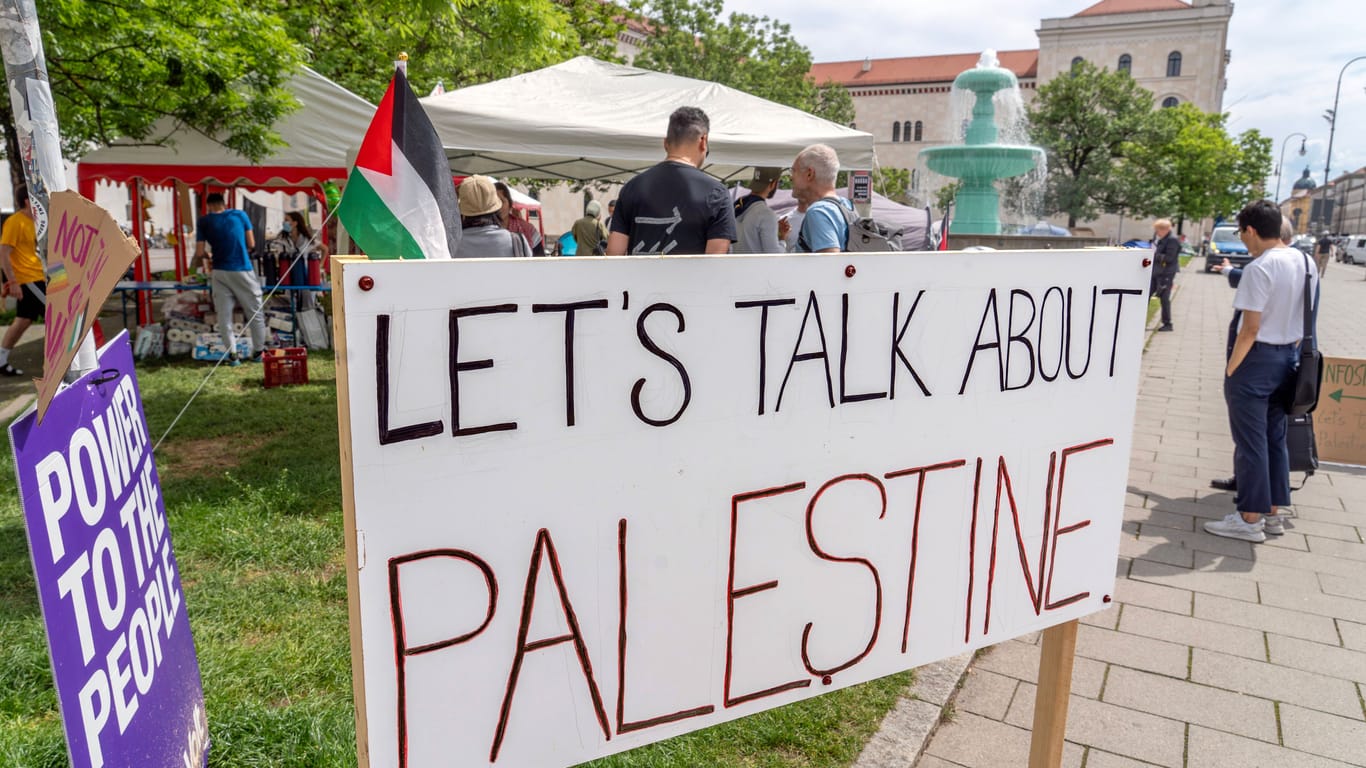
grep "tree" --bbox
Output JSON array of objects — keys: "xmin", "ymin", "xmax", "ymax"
[
  {"xmin": 4, "ymin": 0, "xmax": 305, "ymax": 191},
  {"xmin": 266, "ymin": 0, "xmax": 626, "ymax": 103},
  {"xmin": 1126, "ymin": 104, "xmax": 1273, "ymax": 229},
  {"xmin": 632, "ymin": 0, "xmax": 852, "ymax": 124},
  {"xmin": 1026, "ymin": 61, "xmax": 1161, "ymax": 228}
]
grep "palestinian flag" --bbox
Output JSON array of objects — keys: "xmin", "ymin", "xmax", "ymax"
[{"xmin": 336, "ymin": 66, "xmax": 460, "ymax": 259}]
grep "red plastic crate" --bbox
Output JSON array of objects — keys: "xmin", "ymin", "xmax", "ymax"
[{"xmin": 263, "ymin": 347, "xmax": 308, "ymax": 388}]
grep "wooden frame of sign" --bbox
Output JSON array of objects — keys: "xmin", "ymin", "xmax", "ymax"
[{"xmin": 329, "ymin": 248, "xmax": 1143, "ymax": 768}]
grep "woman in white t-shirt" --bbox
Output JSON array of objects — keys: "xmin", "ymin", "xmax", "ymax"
[{"xmin": 1205, "ymin": 200, "xmax": 1317, "ymax": 544}]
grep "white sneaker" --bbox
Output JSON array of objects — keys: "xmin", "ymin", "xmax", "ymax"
[
  {"xmin": 1204, "ymin": 512, "xmax": 1266, "ymax": 543},
  {"xmin": 1262, "ymin": 514, "xmax": 1284, "ymax": 536}
]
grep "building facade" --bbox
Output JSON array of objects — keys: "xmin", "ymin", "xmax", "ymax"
[{"xmin": 810, "ymin": 0, "xmax": 1233, "ymax": 237}]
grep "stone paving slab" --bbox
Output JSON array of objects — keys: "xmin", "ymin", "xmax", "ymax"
[{"xmin": 907, "ymin": 265, "xmax": 1366, "ymax": 767}]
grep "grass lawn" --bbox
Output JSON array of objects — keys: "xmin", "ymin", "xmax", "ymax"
[{"xmin": 0, "ymin": 352, "xmax": 913, "ymax": 767}]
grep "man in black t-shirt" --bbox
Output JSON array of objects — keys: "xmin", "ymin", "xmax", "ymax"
[{"xmin": 607, "ymin": 106, "xmax": 736, "ymax": 256}]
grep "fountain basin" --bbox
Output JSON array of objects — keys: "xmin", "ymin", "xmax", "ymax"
[
  {"xmin": 953, "ymin": 66, "xmax": 1018, "ymax": 94},
  {"xmin": 920, "ymin": 144, "xmax": 1043, "ymax": 181}
]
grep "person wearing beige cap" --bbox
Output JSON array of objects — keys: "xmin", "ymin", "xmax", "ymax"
[
  {"xmin": 733, "ymin": 167, "xmax": 784, "ymax": 254},
  {"xmin": 458, "ymin": 175, "xmax": 531, "ymax": 258}
]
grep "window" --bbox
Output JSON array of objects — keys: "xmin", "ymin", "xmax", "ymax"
[
  {"xmin": 1117, "ymin": 54, "xmax": 1131, "ymax": 74},
  {"xmin": 1161, "ymin": 96, "xmax": 1179, "ymax": 109},
  {"xmin": 903, "ymin": 121, "xmax": 912, "ymax": 142},
  {"xmin": 892, "ymin": 122, "xmax": 901, "ymax": 142},
  {"xmin": 1071, "ymin": 56, "xmax": 1084, "ymax": 69},
  {"xmin": 914, "ymin": 121, "xmax": 923, "ymax": 142},
  {"xmin": 1167, "ymin": 51, "xmax": 1182, "ymax": 77}
]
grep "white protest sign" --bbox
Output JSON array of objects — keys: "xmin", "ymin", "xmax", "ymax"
[{"xmin": 333, "ymin": 249, "xmax": 1149, "ymax": 768}]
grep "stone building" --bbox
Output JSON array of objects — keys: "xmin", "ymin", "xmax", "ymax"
[
  {"xmin": 809, "ymin": 0, "xmax": 1234, "ymax": 237},
  {"xmin": 1279, "ymin": 168, "xmax": 1317, "ymax": 236}
]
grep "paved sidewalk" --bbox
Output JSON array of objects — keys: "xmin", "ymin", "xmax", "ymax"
[{"xmin": 910, "ymin": 261, "xmax": 1366, "ymax": 767}]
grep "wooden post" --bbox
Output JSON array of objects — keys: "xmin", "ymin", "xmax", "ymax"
[{"xmin": 1027, "ymin": 619, "xmax": 1079, "ymax": 768}]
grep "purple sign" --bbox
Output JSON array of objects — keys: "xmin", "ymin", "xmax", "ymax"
[{"xmin": 8, "ymin": 332, "xmax": 207, "ymax": 768}]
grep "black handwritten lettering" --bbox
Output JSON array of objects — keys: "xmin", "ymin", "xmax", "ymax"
[
  {"xmin": 377, "ymin": 314, "xmax": 443, "ymax": 445},
  {"xmin": 1004, "ymin": 290, "xmax": 1036, "ymax": 391},
  {"xmin": 1102, "ymin": 289, "xmax": 1143, "ymax": 377},
  {"xmin": 533, "ymin": 300, "xmax": 610, "ymax": 427},
  {"xmin": 839, "ymin": 295, "xmax": 888, "ymax": 404},
  {"xmin": 631, "ymin": 303, "xmax": 692, "ymax": 427},
  {"xmin": 450, "ymin": 305, "xmax": 520, "ymax": 437},
  {"xmin": 959, "ymin": 290, "xmax": 1003, "ymax": 394},
  {"xmin": 776, "ymin": 291, "xmax": 834, "ymax": 411},
  {"xmin": 735, "ymin": 298, "xmax": 797, "ymax": 415},
  {"xmin": 890, "ymin": 290, "xmax": 931, "ymax": 398}
]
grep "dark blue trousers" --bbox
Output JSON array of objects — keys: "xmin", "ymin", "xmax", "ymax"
[{"xmin": 1224, "ymin": 342, "xmax": 1297, "ymax": 514}]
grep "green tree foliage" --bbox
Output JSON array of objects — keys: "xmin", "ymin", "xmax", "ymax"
[
  {"xmin": 1122, "ymin": 104, "xmax": 1274, "ymax": 229},
  {"xmin": 268, "ymin": 0, "xmax": 626, "ymax": 102},
  {"xmin": 632, "ymin": 0, "xmax": 853, "ymax": 125},
  {"xmin": 874, "ymin": 167, "xmax": 911, "ymax": 202},
  {"xmin": 1026, "ymin": 61, "xmax": 1160, "ymax": 227},
  {"xmin": 5, "ymin": 0, "xmax": 305, "ymax": 188}
]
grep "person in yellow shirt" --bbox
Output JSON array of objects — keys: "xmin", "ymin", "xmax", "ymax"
[{"xmin": 0, "ymin": 187, "xmax": 43, "ymax": 376}]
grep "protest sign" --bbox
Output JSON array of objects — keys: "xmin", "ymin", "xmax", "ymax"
[
  {"xmin": 1317, "ymin": 356, "xmax": 1366, "ymax": 466},
  {"xmin": 8, "ymin": 331, "xmax": 207, "ymax": 768},
  {"xmin": 36, "ymin": 191, "xmax": 141, "ymax": 422},
  {"xmin": 331, "ymin": 248, "xmax": 1149, "ymax": 768}
]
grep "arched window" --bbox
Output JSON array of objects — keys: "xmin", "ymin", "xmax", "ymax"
[
  {"xmin": 914, "ymin": 121, "xmax": 923, "ymax": 142},
  {"xmin": 1071, "ymin": 56, "xmax": 1084, "ymax": 70},
  {"xmin": 903, "ymin": 121, "xmax": 912, "ymax": 142},
  {"xmin": 892, "ymin": 121, "xmax": 901, "ymax": 142},
  {"xmin": 1117, "ymin": 54, "xmax": 1131, "ymax": 74},
  {"xmin": 1161, "ymin": 96, "xmax": 1179, "ymax": 109},
  {"xmin": 1167, "ymin": 51, "xmax": 1182, "ymax": 77}
]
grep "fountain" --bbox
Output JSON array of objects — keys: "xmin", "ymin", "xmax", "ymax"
[{"xmin": 919, "ymin": 50, "xmax": 1045, "ymax": 236}]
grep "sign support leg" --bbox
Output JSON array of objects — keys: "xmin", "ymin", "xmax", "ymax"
[{"xmin": 1027, "ymin": 619, "xmax": 1078, "ymax": 768}]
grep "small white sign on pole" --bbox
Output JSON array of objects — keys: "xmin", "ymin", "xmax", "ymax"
[
  {"xmin": 333, "ymin": 249, "xmax": 1149, "ymax": 768},
  {"xmin": 849, "ymin": 170, "xmax": 872, "ymax": 204}
]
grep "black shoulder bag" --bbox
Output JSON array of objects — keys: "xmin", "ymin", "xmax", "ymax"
[{"xmin": 1285, "ymin": 252, "xmax": 1322, "ymax": 416}]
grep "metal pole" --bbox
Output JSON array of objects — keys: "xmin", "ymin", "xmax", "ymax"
[
  {"xmin": 1324, "ymin": 55, "xmax": 1366, "ymax": 187},
  {"xmin": 0, "ymin": 0, "xmax": 98, "ymax": 379},
  {"xmin": 1274, "ymin": 132, "xmax": 1307, "ymax": 204}
]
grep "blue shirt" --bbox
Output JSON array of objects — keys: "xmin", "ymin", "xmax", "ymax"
[
  {"xmin": 197, "ymin": 209, "xmax": 253, "ymax": 271},
  {"xmin": 798, "ymin": 197, "xmax": 852, "ymax": 252}
]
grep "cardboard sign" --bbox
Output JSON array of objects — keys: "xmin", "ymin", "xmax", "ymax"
[
  {"xmin": 332, "ymin": 249, "xmax": 1149, "ymax": 768},
  {"xmin": 849, "ymin": 170, "xmax": 872, "ymax": 204},
  {"xmin": 1317, "ymin": 356, "xmax": 1366, "ymax": 466},
  {"xmin": 8, "ymin": 332, "xmax": 207, "ymax": 768},
  {"xmin": 38, "ymin": 191, "xmax": 141, "ymax": 422}
]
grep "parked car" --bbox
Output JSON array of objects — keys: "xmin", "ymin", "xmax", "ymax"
[
  {"xmin": 1340, "ymin": 235, "xmax": 1366, "ymax": 265},
  {"xmin": 1203, "ymin": 225, "xmax": 1249, "ymax": 272}
]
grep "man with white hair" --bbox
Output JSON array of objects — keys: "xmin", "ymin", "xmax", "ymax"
[{"xmin": 790, "ymin": 143, "xmax": 852, "ymax": 253}]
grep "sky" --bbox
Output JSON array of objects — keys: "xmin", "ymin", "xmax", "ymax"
[{"xmin": 722, "ymin": 0, "xmax": 1366, "ymax": 199}]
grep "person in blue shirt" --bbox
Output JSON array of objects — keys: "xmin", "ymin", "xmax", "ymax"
[
  {"xmin": 791, "ymin": 143, "xmax": 852, "ymax": 253},
  {"xmin": 195, "ymin": 193, "xmax": 268, "ymax": 365}
]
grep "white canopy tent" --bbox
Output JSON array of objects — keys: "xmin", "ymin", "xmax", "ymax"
[{"xmin": 419, "ymin": 57, "xmax": 876, "ymax": 182}]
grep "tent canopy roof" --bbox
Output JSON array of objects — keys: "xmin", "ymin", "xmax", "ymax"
[
  {"xmin": 421, "ymin": 57, "xmax": 876, "ymax": 182},
  {"xmin": 77, "ymin": 67, "xmax": 375, "ymax": 191}
]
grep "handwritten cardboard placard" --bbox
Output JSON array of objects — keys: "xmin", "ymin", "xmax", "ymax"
[
  {"xmin": 8, "ymin": 332, "xmax": 207, "ymax": 768},
  {"xmin": 333, "ymin": 249, "xmax": 1150, "ymax": 768},
  {"xmin": 1316, "ymin": 356, "xmax": 1366, "ymax": 466},
  {"xmin": 37, "ymin": 191, "xmax": 140, "ymax": 422}
]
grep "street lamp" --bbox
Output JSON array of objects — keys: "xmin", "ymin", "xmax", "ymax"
[
  {"xmin": 1323, "ymin": 55, "xmax": 1366, "ymax": 186},
  {"xmin": 1273, "ymin": 132, "xmax": 1307, "ymax": 203}
]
